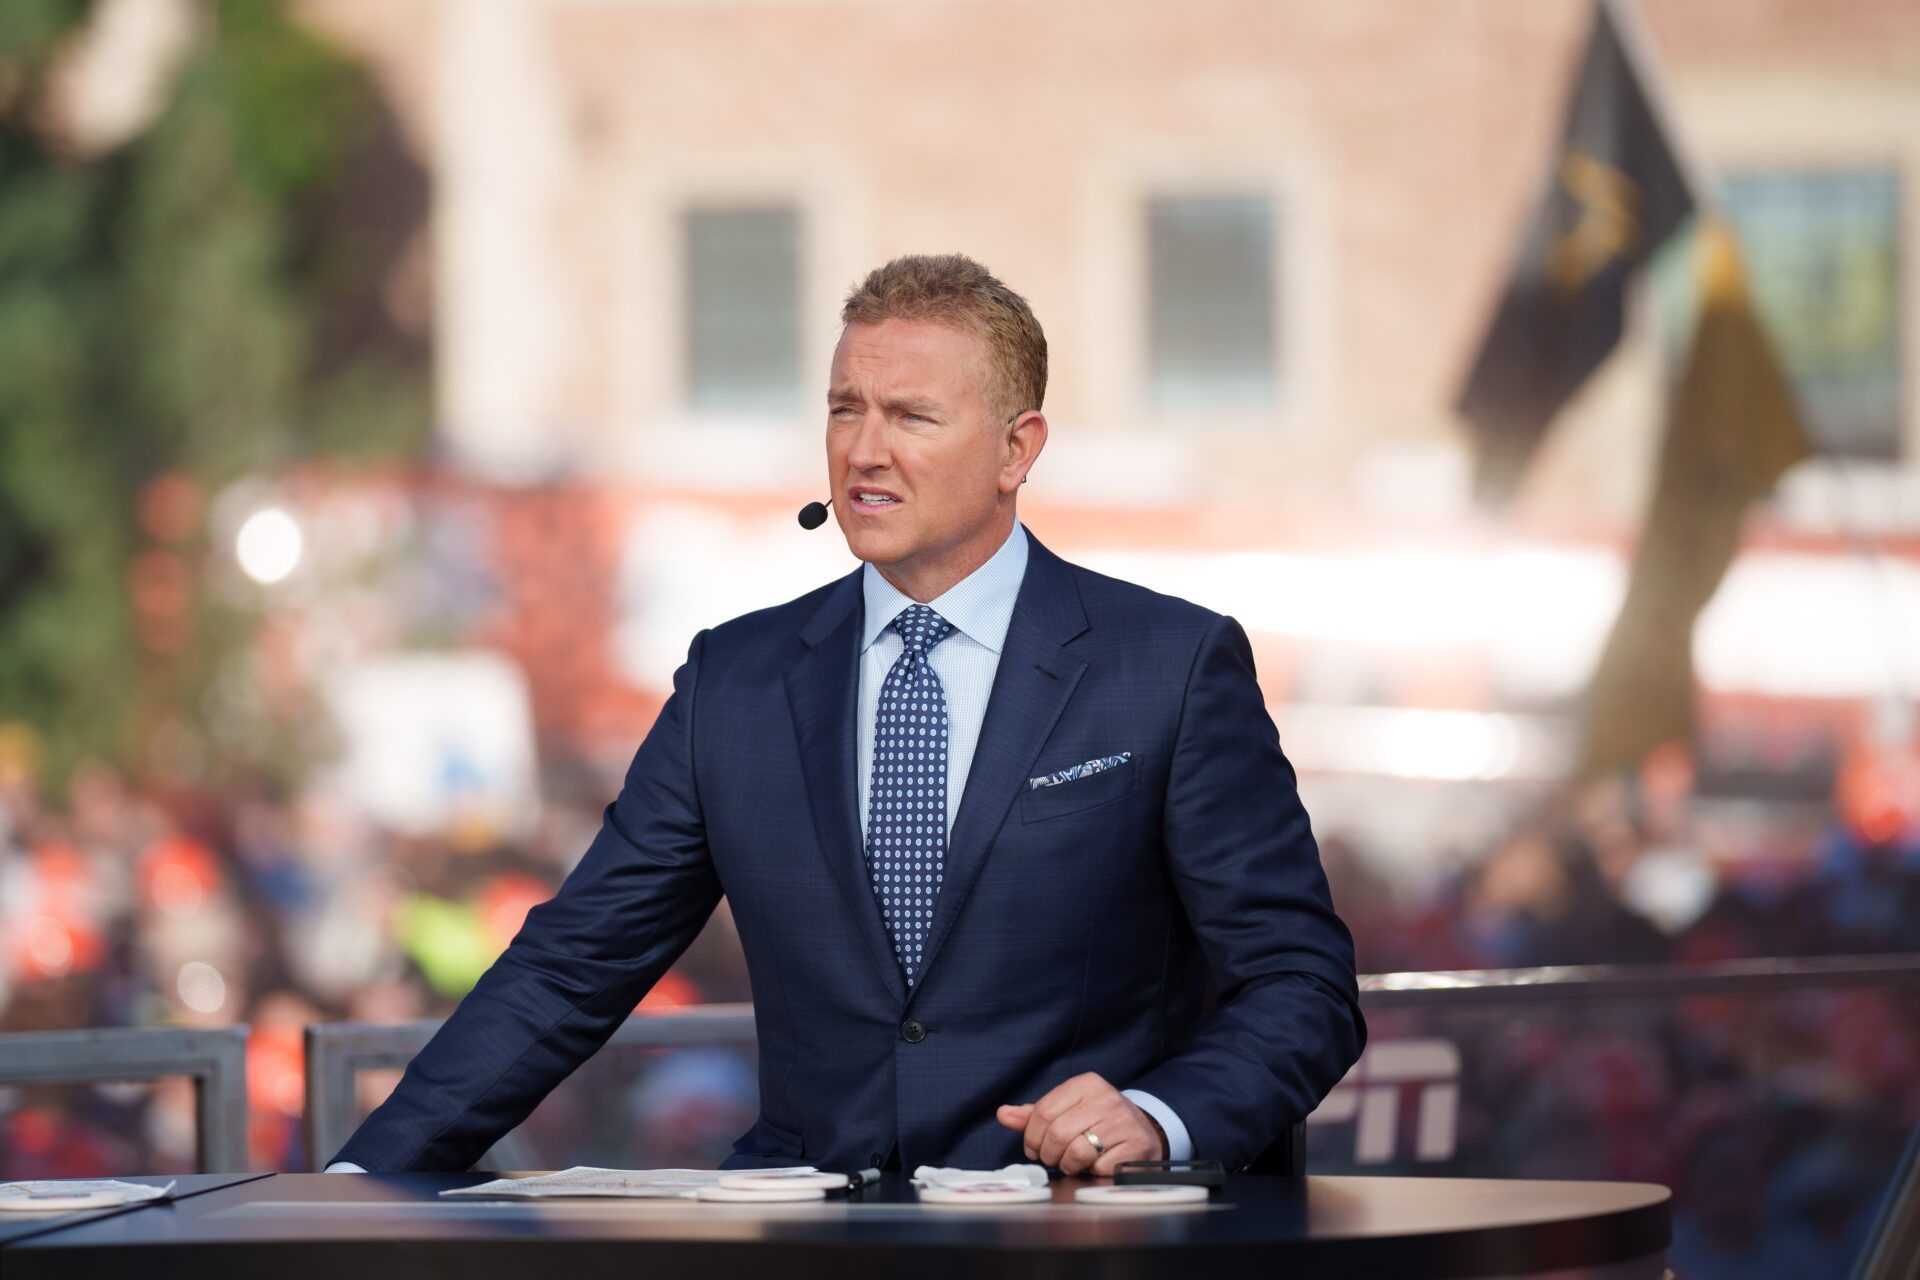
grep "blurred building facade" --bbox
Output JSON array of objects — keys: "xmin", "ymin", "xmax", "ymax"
[
  {"xmin": 284, "ymin": 0, "xmax": 1920, "ymax": 864},
  {"xmin": 303, "ymin": 0, "xmax": 1919, "ymax": 509}
]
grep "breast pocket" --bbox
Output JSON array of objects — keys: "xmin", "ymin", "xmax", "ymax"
[{"xmin": 1018, "ymin": 757, "xmax": 1140, "ymax": 824}]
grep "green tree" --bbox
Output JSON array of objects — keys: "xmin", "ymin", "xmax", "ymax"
[{"xmin": 0, "ymin": 0, "xmax": 428, "ymax": 790}]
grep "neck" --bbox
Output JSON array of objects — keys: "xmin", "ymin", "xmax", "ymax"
[{"xmin": 875, "ymin": 513, "xmax": 1016, "ymax": 603}]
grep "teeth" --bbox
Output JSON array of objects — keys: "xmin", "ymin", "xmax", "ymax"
[{"xmin": 859, "ymin": 494, "xmax": 898, "ymax": 504}]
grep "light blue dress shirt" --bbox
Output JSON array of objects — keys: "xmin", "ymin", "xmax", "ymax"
[
  {"xmin": 330, "ymin": 519, "xmax": 1190, "ymax": 1173},
  {"xmin": 856, "ymin": 520, "xmax": 1192, "ymax": 1163}
]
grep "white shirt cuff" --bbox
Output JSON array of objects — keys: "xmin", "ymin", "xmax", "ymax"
[
  {"xmin": 1121, "ymin": 1088, "xmax": 1193, "ymax": 1161},
  {"xmin": 324, "ymin": 1161, "xmax": 367, "ymax": 1173}
]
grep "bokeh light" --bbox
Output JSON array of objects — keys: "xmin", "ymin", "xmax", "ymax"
[
  {"xmin": 175, "ymin": 961, "xmax": 227, "ymax": 1015},
  {"xmin": 235, "ymin": 507, "xmax": 304, "ymax": 584}
]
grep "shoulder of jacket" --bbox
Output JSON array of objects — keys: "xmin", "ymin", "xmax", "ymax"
[
  {"xmin": 1054, "ymin": 554, "xmax": 1223, "ymax": 637},
  {"xmin": 698, "ymin": 573, "xmax": 853, "ymax": 656}
]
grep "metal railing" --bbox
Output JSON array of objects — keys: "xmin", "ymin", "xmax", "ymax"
[
  {"xmin": 0, "ymin": 1026, "xmax": 250, "ymax": 1172},
  {"xmin": 1356, "ymin": 952, "xmax": 1920, "ymax": 1006},
  {"xmin": 304, "ymin": 1003, "xmax": 1310, "ymax": 1174},
  {"xmin": 304, "ymin": 955, "xmax": 1920, "ymax": 1178},
  {"xmin": 304, "ymin": 1003, "xmax": 757, "ymax": 1169}
]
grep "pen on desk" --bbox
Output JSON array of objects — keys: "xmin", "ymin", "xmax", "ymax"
[{"xmin": 849, "ymin": 1168, "xmax": 881, "ymax": 1194}]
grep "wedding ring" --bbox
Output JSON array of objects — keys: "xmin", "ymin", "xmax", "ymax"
[{"xmin": 1082, "ymin": 1130, "xmax": 1105, "ymax": 1155}]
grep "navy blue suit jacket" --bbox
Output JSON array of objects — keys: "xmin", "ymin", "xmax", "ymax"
[{"xmin": 335, "ymin": 532, "xmax": 1364, "ymax": 1172}]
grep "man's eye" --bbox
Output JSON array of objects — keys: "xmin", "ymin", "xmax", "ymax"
[{"xmin": 830, "ymin": 406, "xmax": 858, "ymax": 417}]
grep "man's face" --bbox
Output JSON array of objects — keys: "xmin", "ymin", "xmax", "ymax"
[{"xmin": 826, "ymin": 317, "xmax": 1028, "ymax": 596}]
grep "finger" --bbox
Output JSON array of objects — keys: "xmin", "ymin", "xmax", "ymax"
[
  {"xmin": 1041, "ymin": 1100, "xmax": 1105, "ymax": 1171},
  {"xmin": 1058, "ymin": 1130, "xmax": 1104, "ymax": 1176},
  {"xmin": 1090, "ymin": 1133, "xmax": 1153, "ymax": 1178},
  {"xmin": 996, "ymin": 1104, "xmax": 1033, "ymax": 1133},
  {"xmin": 1028, "ymin": 1076, "xmax": 1119, "ymax": 1165},
  {"xmin": 1065, "ymin": 1115, "xmax": 1146, "ymax": 1176},
  {"xmin": 1021, "ymin": 1076, "xmax": 1103, "ymax": 1161}
]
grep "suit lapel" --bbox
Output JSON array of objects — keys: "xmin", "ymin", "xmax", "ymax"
[
  {"xmin": 909, "ymin": 536, "xmax": 1089, "ymax": 1003},
  {"xmin": 784, "ymin": 571, "xmax": 908, "ymax": 1004}
]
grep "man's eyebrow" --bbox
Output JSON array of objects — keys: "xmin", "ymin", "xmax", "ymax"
[
  {"xmin": 887, "ymin": 396, "xmax": 944, "ymax": 415},
  {"xmin": 825, "ymin": 388, "xmax": 945, "ymax": 416}
]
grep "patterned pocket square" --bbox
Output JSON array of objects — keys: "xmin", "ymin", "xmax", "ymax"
[{"xmin": 1027, "ymin": 752, "xmax": 1132, "ymax": 790}]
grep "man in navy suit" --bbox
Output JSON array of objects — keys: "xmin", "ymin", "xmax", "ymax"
[{"xmin": 331, "ymin": 254, "xmax": 1363, "ymax": 1176}]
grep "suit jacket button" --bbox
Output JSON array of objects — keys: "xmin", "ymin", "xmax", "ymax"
[{"xmin": 900, "ymin": 1019, "xmax": 927, "ymax": 1044}]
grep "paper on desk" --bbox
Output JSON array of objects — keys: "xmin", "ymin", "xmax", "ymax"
[
  {"xmin": 440, "ymin": 1167, "xmax": 817, "ymax": 1199},
  {"xmin": 0, "ymin": 1179, "xmax": 176, "ymax": 1212}
]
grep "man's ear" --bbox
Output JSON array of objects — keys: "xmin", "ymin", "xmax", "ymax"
[{"xmin": 1003, "ymin": 410, "xmax": 1048, "ymax": 493}]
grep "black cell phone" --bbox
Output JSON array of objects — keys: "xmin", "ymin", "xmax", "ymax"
[{"xmin": 1112, "ymin": 1159, "xmax": 1226, "ymax": 1189}]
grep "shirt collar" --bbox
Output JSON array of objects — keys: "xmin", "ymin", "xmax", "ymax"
[{"xmin": 860, "ymin": 521, "xmax": 1030, "ymax": 656}]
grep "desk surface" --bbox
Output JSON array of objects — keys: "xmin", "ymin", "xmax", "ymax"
[
  {"xmin": 0, "ymin": 1173, "xmax": 268, "ymax": 1252},
  {"xmin": 3, "ymin": 1171, "xmax": 1670, "ymax": 1280}
]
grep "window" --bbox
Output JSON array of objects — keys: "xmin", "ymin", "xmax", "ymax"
[
  {"xmin": 684, "ymin": 206, "xmax": 802, "ymax": 412},
  {"xmin": 1658, "ymin": 170, "xmax": 1902, "ymax": 460},
  {"xmin": 1724, "ymin": 170, "xmax": 1902, "ymax": 460},
  {"xmin": 1146, "ymin": 194, "xmax": 1279, "ymax": 411}
]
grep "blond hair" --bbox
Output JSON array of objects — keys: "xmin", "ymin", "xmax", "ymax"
[{"xmin": 840, "ymin": 254, "xmax": 1046, "ymax": 420}]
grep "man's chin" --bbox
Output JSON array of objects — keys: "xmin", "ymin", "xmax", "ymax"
[{"xmin": 839, "ymin": 527, "xmax": 910, "ymax": 567}]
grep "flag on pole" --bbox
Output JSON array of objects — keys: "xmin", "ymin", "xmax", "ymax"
[
  {"xmin": 1577, "ymin": 218, "xmax": 1812, "ymax": 777},
  {"xmin": 1456, "ymin": 0, "xmax": 1696, "ymax": 506}
]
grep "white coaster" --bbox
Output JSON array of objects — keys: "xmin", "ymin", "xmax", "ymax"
[
  {"xmin": 918, "ymin": 1182, "xmax": 1052, "ymax": 1206},
  {"xmin": 1075, "ymin": 1183, "xmax": 1208, "ymax": 1207},
  {"xmin": 694, "ymin": 1185, "xmax": 827, "ymax": 1203},
  {"xmin": 717, "ymin": 1171, "xmax": 849, "ymax": 1191}
]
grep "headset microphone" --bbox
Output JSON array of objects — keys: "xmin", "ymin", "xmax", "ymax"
[{"xmin": 797, "ymin": 498, "xmax": 832, "ymax": 530}]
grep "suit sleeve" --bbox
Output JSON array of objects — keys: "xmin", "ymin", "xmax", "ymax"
[
  {"xmin": 333, "ymin": 630, "xmax": 724, "ymax": 1172},
  {"xmin": 1125, "ymin": 613, "xmax": 1366, "ymax": 1166}
]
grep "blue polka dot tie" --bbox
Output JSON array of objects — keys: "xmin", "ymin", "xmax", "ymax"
[{"xmin": 866, "ymin": 603, "xmax": 955, "ymax": 987}]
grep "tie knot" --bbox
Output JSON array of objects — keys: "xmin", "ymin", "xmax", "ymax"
[{"xmin": 890, "ymin": 603, "xmax": 954, "ymax": 656}]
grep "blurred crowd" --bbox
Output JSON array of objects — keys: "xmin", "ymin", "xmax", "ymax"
[
  {"xmin": 2, "ymin": 720, "xmax": 1917, "ymax": 1184},
  {"xmin": 0, "ymin": 734, "xmax": 747, "ymax": 1174},
  {"xmin": 1307, "ymin": 738, "xmax": 1920, "ymax": 1277},
  {"xmin": 1326, "ymin": 741, "xmax": 1920, "ymax": 976}
]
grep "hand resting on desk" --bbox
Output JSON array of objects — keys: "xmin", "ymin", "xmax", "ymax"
[{"xmin": 997, "ymin": 1072, "xmax": 1168, "ymax": 1175}]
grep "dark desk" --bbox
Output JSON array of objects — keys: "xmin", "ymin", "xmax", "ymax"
[
  {"xmin": 3, "ymin": 1171, "xmax": 1670, "ymax": 1279},
  {"xmin": 0, "ymin": 1173, "xmax": 269, "ymax": 1260}
]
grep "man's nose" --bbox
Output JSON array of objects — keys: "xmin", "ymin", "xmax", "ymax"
[{"xmin": 844, "ymin": 411, "xmax": 891, "ymax": 470}]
